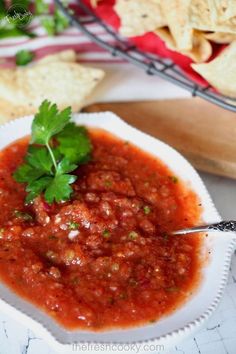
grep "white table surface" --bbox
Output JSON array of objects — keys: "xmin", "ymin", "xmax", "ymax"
[{"xmin": 0, "ymin": 64, "xmax": 236, "ymax": 354}]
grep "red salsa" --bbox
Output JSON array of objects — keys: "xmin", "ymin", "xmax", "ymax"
[{"xmin": 0, "ymin": 129, "xmax": 202, "ymax": 330}]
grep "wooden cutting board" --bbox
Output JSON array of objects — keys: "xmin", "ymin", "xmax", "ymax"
[{"xmin": 83, "ymin": 98, "xmax": 236, "ymax": 179}]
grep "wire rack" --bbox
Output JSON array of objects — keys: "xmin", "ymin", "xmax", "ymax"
[{"xmin": 55, "ymin": 0, "xmax": 236, "ymax": 112}]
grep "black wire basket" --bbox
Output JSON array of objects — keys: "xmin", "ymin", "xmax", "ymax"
[{"xmin": 55, "ymin": 0, "xmax": 236, "ymax": 112}]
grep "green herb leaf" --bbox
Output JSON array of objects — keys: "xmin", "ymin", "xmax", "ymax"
[
  {"xmin": 143, "ymin": 205, "xmax": 151, "ymax": 215},
  {"xmin": 13, "ymin": 100, "xmax": 91, "ymax": 204},
  {"xmin": 26, "ymin": 176, "xmax": 54, "ymax": 202},
  {"xmin": 26, "ymin": 146, "xmax": 53, "ymax": 173},
  {"xmin": 16, "ymin": 49, "xmax": 34, "ymax": 66},
  {"xmin": 54, "ymin": 8, "xmax": 70, "ymax": 33},
  {"xmin": 31, "ymin": 100, "xmax": 71, "ymax": 145},
  {"xmin": 13, "ymin": 163, "xmax": 45, "ymax": 183},
  {"xmin": 48, "ymin": 235, "xmax": 58, "ymax": 240},
  {"xmin": 35, "ymin": 0, "xmax": 49, "ymax": 15},
  {"xmin": 104, "ymin": 180, "xmax": 112, "ymax": 187},
  {"xmin": 169, "ymin": 175, "xmax": 178, "ymax": 184},
  {"xmin": 0, "ymin": 27, "xmax": 35, "ymax": 39},
  {"xmin": 162, "ymin": 232, "xmax": 169, "ymax": 241},
  {"xmin": 13, "ymin": 209, "xmax": 33, "ymax": 221},
  {"xmin": 149, "ymin": 319, "xmax": 156, "ymax": 324},
  {"xmin": 11, "ymin": 0, "xmax": 31, "ymax": 8},
  {"xmin": 128, "ymin": 231, "xmax": 138, "ymax": 240},
  {"xmin": 103, "ymin": 229, "xmax": 111, "ymax": 238},
  {"xmin": 0, "ymin": 1, "xmax": 6, "ymax": 14},
  {"xmin": 40, "ymin": 15, "xmax": 56, "ymax": 35},
  {"xmin": 44, "ymin": 174, "xmax": 76, "ymax": 204},
  {"xmin": 56, "ymin": 123, "xmax": 92, "ymax": 164},
  {"xmin": 40, "ymin": 9, "xmax": 69, "ymax": 36},
  {"xmin": 68, "ymin": 221, "xmax": 79, "ymax": 230},
  {"xmin": 57, "ymin": 158, "xmax": 77, "ymax": 175},
  {"xmin": 165, "ymin": 286, "xmax": 180, "ymax": 293}
]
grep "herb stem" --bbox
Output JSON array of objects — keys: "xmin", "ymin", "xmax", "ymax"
[{"xmin": 46, "ymin": 142, "xmax": 58, "ymax": 173}]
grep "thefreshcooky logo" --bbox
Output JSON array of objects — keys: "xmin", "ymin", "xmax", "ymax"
[
  {"xmin": 0, "ymin": 3, "xmax": 33, "ymax": 29},
  {"xmin": 71, "ymin": 342, "xmax": 165, "ymax": 353}
]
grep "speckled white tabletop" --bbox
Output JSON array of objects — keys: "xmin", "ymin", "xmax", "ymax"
[{"xmin": 1, "ymin": 68, "xmax": 236, "ymax": 354}]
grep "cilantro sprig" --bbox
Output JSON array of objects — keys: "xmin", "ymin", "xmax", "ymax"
[
  {"xmin": 40, "ymin": 9, "xmax": 70, "ymax": 36},
  {"xmin": 16, "ymin": 49, "xmax": 34, "ymax": 66},
  {"xmin": 13, "ymin": 100, "xmax": 92, "ymax": 204},
  {"xmin": 35, "ymin": 0, "xmax": 70, "ymax": 36}
]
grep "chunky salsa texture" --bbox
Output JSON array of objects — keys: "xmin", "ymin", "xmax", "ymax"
[{"xmin": 0, "ymin": 129, "xmax": 202, "ymax": 330}]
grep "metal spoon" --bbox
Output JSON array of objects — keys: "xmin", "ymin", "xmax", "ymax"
[{"xmin": 172, "ymin": 221, "xmax": 236, "ymax": 236}]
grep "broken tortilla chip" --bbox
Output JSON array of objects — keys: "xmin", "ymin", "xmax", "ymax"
[
  {"xmin": 160, "ymin": 0, "xmax": 193, "ymax": 51},
  {"xmin": 155, "ymin": 28, "xmax": 212, "ymax": 63},
  {"xmin": 190, "ymin": 0, "xmax": 236, "ymax": 33},
  {"xmin": 0, "ymin": 100, "xmax": 35, "ymax": 125},
  {"xmin": 204, "ymin": 31, "xmax": 236, "ymax": 43},
  {"xmin": 222, "ymin": 1, "xmax": 236, "ymax": 21},
  {"xmin": 155, "ymin": 28, "xmax": 176, "ymax": 49},
  {"xmin": 208, "ymin": 0, "xmax": 236, "ymax": 22},
  {"xmin": 189, "ymin": 0, "xmax": 213, "ymax": 31},
  {"xmin": 0, "ymin": 59, "xmax": 104, "ymax": 123},
  {"xmin": 115, "ymin": 0, "xmax": 166, "ymax": 37},
  {"xmin": 192, "ymin": 41, "xmax": 236, "ymax": 97},
  {"xmin": 208, "ymin": 0, "xmax": 236, "ymax": 33}
]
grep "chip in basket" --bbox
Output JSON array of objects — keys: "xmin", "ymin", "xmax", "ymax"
[
  {"xmin": 90, "ymin": 0, "xmax": 236, "ymax": 97},
  {"xmin": 192, "ymin": 41, "xmax": 236, "ymax": 97},
  {"xmin": 156, "ymin": 28, "xmax": 212, "ymax": 63},
  {"xmin": 160, "ymin": 0, "xmax": 193, "ymax": 51},
  {"xmin": 114, "ymin": 0, "xmax": 166, "ymax": 37},
  {"xmin": 204, "ymin": 32, "xmax": 236, "ymax": 43}
]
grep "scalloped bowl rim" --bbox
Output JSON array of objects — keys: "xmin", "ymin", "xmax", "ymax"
[{"xmin": 0, "ymin": 112, "xmax": 235, "ymax": 353}]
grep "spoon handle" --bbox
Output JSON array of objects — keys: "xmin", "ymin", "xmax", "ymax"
[{"xmin": 172, "ymin": 221, "xmax": 236, "ymax": 235}]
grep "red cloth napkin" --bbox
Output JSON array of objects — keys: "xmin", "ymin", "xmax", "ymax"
[{"xmin": 84, "ymin": 0, "xmax": 225, "ymax": 87}]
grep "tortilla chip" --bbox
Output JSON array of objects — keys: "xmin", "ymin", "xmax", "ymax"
[
  {"xmin": 160, "ymin": 0, "xmax": 193, "ymax": 51},
  {"xmin": 155, "ymin": 28, "xmax": 212, "ymax": 63},
  {"xmin": 115, "ymin": 0, "xmax": 166, "ymax": 37},
  {"xmin": 184, "ymin": 31, "xmax": 212, "ymax": 62},
  {"xmin": 0, "ymin": 99, "xmax": 36, "ymax": 125},
  {"xmin": 37, "ymin": 50, "xmax": 77, "ymax": 64},
  {"xmin": 222, "ymin": 2, "xmax": 236, "ymax": 21},
  {"xmin": 205, "ymin": 31, "xmax": 236, "ymax": 43},
  {"xmin": 208, "ymin": 0, "xmax": 236, "ymax": 21},
  {"xmin": 0, "ymin": 62, "xmax": 104, "ymax": 122},
  {"xmin": 189, "ymin": 0, "xmax": 213, "ymax": 31},
  {"xmin": 209, "ymin": 0, "xmax": 229, "ymax": 21},
  {"xmin": 190, "ymin": 0, "xmax": 236, "ymax": 33},
  {"xmin": 208, "ymin": 0, "xmax": 236, "ymax": 32},
  {"xmin": 155, "ymin": 28, "xmax": 176, "ymax": 49},
  {"xmin": 192, "ymin": 41, "xmax": 236, "ymax": 97}
]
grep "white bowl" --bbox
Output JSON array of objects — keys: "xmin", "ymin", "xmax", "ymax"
[{"xmin": 0, "ymin": 112, "xmax": 235, "ymax": 353}]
